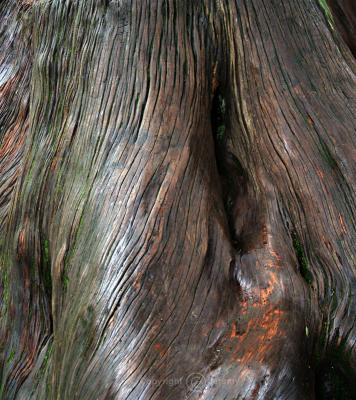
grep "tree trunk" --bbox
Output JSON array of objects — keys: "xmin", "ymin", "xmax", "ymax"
[
  {"xmin": 327, "ymin": 0, "xmax": 356, "ymax": 57},
  {"xmin": 0, "ymin": 1, "xmax": 355, "ymax": 399}
]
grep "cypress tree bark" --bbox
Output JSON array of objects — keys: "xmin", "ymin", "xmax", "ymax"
[
  {"xmin": 327, "ymin": 0, "xmax": 356, "ymax": 57},
  {"xmin": 0, "ymin": 1, "xmax": 355, "ymax": 399}
]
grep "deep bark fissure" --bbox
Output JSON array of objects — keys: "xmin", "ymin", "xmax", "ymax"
[
  {"xmin": 291, "ymin": 230, "xmax": 313, "ymax": 285},
  {"xmin": 315, "ymin": 359, "xmax": 354, "ymax": 399},
  {"xmin": 210, "ymin": 86, "xmax": 245, "ymax": 254},
  {"xmin": 327, "ymin": 0, "xmax": 356, "ymax": 57}
]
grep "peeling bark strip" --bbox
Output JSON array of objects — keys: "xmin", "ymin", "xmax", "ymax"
[{"xmin": 0, "ymin": 0, "xmax": 355, "ymax": 399}]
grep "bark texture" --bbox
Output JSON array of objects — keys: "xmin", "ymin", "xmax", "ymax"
[
  {"xmin": 327, "ymin": 0, "xmax": 356, "ymax": 57},
  {"xmin": 0, "ymin": 0, "xmax": 355, "ymax": 399}
]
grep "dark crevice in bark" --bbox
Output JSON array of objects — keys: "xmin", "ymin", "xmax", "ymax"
[
  {"xmin": 39, "ymin": 236, "xmax": 54, "ymax": 345},
  {"xmin": 210, "ymin": 86, "xmax": 243, "ymax": 253},
  {"xmin": 40, "ymin": 239, "xmax": 52, "ymax": 301},
  {"xmin": 312, "ymin": 275, "xmax": 355, "ymax": 396},
  {"xmin": 314, "ymin": 322, "xmax": 356, "ymax": 399},
  {"xmin": 291, "ymin": 230, "xmax": 313, "ymax": 285},
  {"xmin": 315, "ymin": 359, "xmax": 355, "ymax": 399},
  {"xmin": 327, "ymin": 0, "xmax": 356, "ymax": 57}
]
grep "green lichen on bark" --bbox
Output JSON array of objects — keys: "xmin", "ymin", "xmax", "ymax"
[
  {"xmin": 42, "ymin": 239, "xmax": 52, "ymax": 295},
  {"xmin": 6, "ymin": 349, "xmax": 15, "ymax": 365},
  {"xmin": 212, "ymin": 91, "xmax": 227, "ymax": 143},
  {"xmin": 318, "ymin": 0, "xmax": 334, "ymax": 28},
  {"xmin": 319, "ymin": 139, "xmax": 337, "ymax": 169},
  {"xmin": 0, "ymin": 253, "xmax": 11, "ymax": 313},
  {"xmin": 292, "ymin": 232, "xmax": 313, "ymax": 284}
]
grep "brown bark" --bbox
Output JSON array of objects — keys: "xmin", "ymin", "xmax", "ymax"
[
  {"xmin": 0, "ymin": 1, "xmax": 355, "ymax": 399},
  {"xmin": 328, "ymin": 0, "xmax": 356, "ymax": 57}
]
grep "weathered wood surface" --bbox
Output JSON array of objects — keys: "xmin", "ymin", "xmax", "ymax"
[
  {"xmin": 328, "ymin": 0, "xmax": 356, "ymax": 57},
  {"xmin": 0, "ymin": 0, "xmax": 355, "ymax": 399}
]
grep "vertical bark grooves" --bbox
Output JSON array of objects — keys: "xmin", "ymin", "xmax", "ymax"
[
  {"xmin": 0, "ymin": 0, "xmax": 355, "ymax": 399},
  {"xmin": 223, "ymin": 1, "xmax": 355, "ymax": 398}
]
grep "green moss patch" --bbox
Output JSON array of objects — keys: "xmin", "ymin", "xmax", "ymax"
[
  {"xmin": 318, "ymin": 0, "xmax": 334, "ymax": 28},
  {"xmin": 292, "ymin": 232, "xmax": 313, "ymax": 284}
]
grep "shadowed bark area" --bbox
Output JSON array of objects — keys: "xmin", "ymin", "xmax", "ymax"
[
  {"xmin": 327, "ymin": 0, "xmax": 356, "ymax": 57},
  {"xmin": 0, "ymin": 1, "xmax": 355, "ymax": 399}
]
